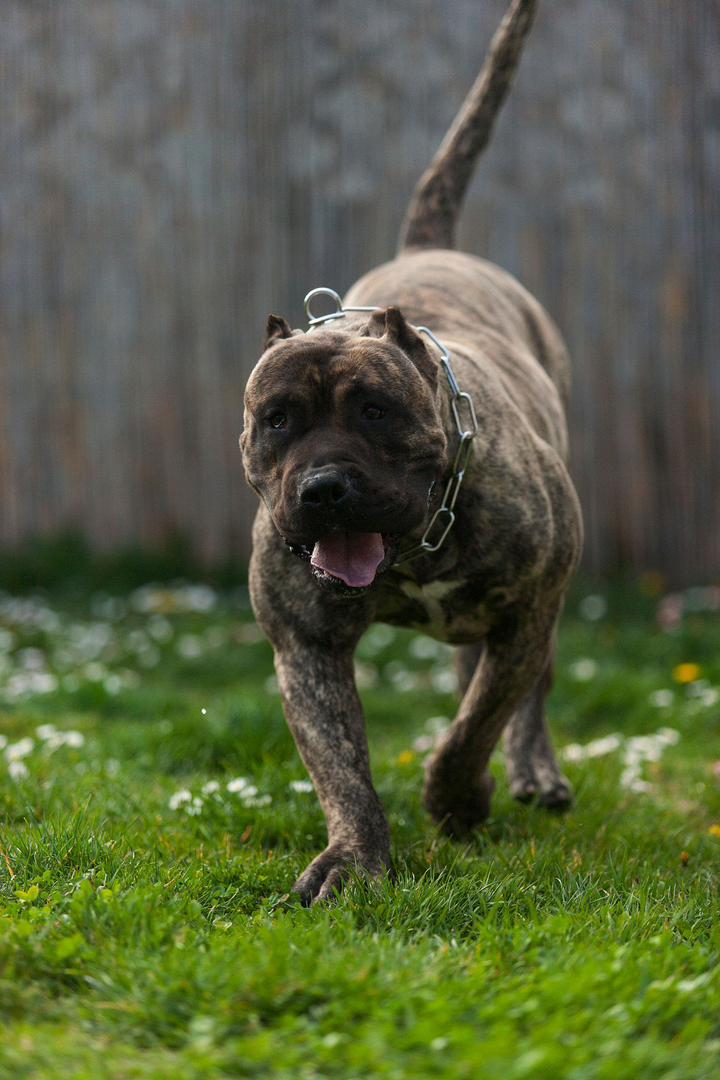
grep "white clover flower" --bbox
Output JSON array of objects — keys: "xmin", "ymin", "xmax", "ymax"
[
  {"xmin": 8, "ymin": 760, "xmax": 29, "ymax": 781},
  {"xmin": 148, "ymin": 616, "xmax": 173, "ymax": 642},
  {"xmin": 177, "ymin": 635, "xmax": 203, "ymax": 660},
  {"xmin": 83, "ymin": 662, "xmax": 106, "ymax": 682},
  {"xmin": 649, "ymin": 689, "xmax": 674, "ymax": 708},
  {"xmin": 412, "ymin": 734, "xmax": 436, "ymax": 753},
  {"xmin": 570, "ymin": 658, "xmax": 598, "ymax": 682},
  {"xmin": 579, "ymin": 594, "xmax": 607, "ymax": 621},
  {"xmin": 36, "ymin": 724, "xmax": 58, "ymax": 741},
  {"xmin": 201, "ymin": 780, "xmax": 220, "ymax": 795},
  {"xmin": 18, "ymin": 647, "xmax": 46, "ymax": 671},
  {"xmin": 386, "ymin": 663, "xmax": 420, "ymax": 692},
  {"xmin": 584, "ymin": 734, "xmax": 622, "ymax": 758},
  {"xmin": 430, "ymin": 668, "xmax": 457, "ymax": 694},
  {"xmin": 5, "ymin": 737, "xmax": 34, "ymax": 761},
  {"xmin": 426, "ymin": 716, "xmax": 450, "ymax": 734},
  {"xmin": 168, "ymin": 789, "xmax": 193, "ymax": 810},
  {"xmin": 620, "ymin": 770, "xmax": 652, "ymax": 793},
  {"xmin": 409, "ymin": 636, "xmax": 445, "ymax": 660},
  {"xmin": 186, "ymin": 796, "xmax": 204, "ymax": 816},
  {"xmin": 227, "ymin": 777, "xmax": 251, "ymax": 793},
  {"xmin": 289, "ymin": 779, "xmax": 313, "ymax": 793},
  {"xmin": 244, "ymin": 794, "xmax": 272, "ymax": 808},
  {"xmin": 137, "ymin": 646, "xmax": 161, "ymax": 669}
]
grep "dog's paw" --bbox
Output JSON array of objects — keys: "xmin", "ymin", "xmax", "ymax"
[
  {"xmin": 291, "ymin": 842, "xmax": 394, "ymax": 906},
  {"xmin": 508, "ymin": 766, "xmax": 573, "ymax": 811},
  {"xmin": 423, "ymin": 770, "xmax": 495, "ymax": 838}
]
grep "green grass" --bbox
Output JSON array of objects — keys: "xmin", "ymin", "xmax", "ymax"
[{"xmin": 0, "ymin": 574, "xmax": 719, "ymax": 1078}]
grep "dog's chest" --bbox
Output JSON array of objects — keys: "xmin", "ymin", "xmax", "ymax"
[{"xmin": 373, "ymin": 573, "xmax": 491, "ymax": 644}]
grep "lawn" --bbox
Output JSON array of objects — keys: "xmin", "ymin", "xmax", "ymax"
[{"xmin": 0, "ymin": 567, "xmax": 719, "ymax": 1078}]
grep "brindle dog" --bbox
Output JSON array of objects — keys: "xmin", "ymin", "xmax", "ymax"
[{"xmin": 241, "ymin": 0, "xmax": 582, "ymax": 904}]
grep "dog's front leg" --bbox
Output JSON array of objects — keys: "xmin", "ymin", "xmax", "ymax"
[
  {"xmin": 275, "ymin": 646, "xmax": 392, "ymax": 904},
  {"xmin": 424, "ymin": 604, "xmax": 559, "ymax": 837}
]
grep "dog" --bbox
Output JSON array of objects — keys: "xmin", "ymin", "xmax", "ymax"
[{"xmin": 241, "ymin": 0, "xmax": 582, "ymax": 904}]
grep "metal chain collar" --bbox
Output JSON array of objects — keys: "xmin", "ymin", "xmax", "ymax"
[{"xmin": 303, "ymin": 287, "xmax": 478, "ymax": 566}]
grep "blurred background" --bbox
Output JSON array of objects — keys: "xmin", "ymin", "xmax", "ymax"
[{"xmin": 1, "ymin": 0, "xmax": 718, "ymax": 585}]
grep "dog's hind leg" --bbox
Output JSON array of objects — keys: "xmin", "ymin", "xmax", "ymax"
[
  {"xmin": 425, "ymin": 606, "xmax": 559, "ymax": 836},
  {"xmin": 454, "ymin": 641, "xmax": 572, "ymax": 813},
  {"xmin": 503, "ymin": 652, "xmax": 573, "ymax": 810}
]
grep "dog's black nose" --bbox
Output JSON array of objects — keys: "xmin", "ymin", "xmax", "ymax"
[{"xmin": 299, "ymin": 468, "xmax": 350, "ymax": 509}]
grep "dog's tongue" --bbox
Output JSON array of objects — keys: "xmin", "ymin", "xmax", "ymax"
[{"xmin": 311, "ymin": 532, "xmax": 385, "ymax": 588}]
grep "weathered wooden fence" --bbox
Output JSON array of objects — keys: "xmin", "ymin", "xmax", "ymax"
[{"xmin": 1, "ymin": 1, "xmax": 718, "ymax": 583}]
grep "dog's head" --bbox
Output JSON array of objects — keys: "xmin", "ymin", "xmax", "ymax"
[{"xmin": 241, "ymin": 307, "xmax": 448, "ymax": 594}]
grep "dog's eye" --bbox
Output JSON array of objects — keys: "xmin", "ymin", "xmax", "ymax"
[
  {"xmin": 362, "ymin": 404, "xmax": 385, "ymax": 421},
  {"xmin": 267, "ymin": 411, "xmax": 288, "ymax": 430}
]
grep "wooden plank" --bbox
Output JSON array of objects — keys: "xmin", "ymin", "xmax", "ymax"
[{"xmin": 0, "ymin": 0, "xmax": 717, "ymax": 583}]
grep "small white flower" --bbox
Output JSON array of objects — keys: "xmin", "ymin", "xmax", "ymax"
[
  {"xmin": 385, "ymin": 662, "xmax": 420, "ymax": 692},
  {"xmin": 579, "ymin": 594, "xmax": 607, "ymax": 621},
  {"xmin": 426, "ymin": 716, "xmax": 450, "ymax": 734},
  {"xmin": 168, "ymin": 789, "xmax": 193, "ymax": 810},
  {"xmin": 148, "ymin": 615, "xmax": 173, "ymax": 642},
  {"xmin": 412, "ymin": 734, "xmax": 436, "ymax": 753},
  {"xmin": 562, "ymin": 743, "xmax": 586, "ymax": 763},
  {"xmin": 0, "ymin": 735, "xmax": 7, "ymax": 751},
  {"xmin": 63, "ymin": 731, "xmax": 85, "ymax": 748},
  {"xmin": 227, "ymin": 777, "xmax": 251, "ymax": 793},
  {"xmin": 430, "ymin": 668, "xmax": 457, "ymax": 694},
  {"xmin": 649, "ymin": 689, "xmax": 674, "ymax": 708},
  {"xmin": 36, "ymin": 724, "xmax": 58, "ymax": 740},
  {"xmin": 177, "ymin": 635, "xmax": 203, "ymax": 660},
  {"xmin": 409, "ymin": 636, "xmax": 444, "ymax": 660},
  {"xmin": 289, "ymin": 779, "xmax": 313, "ymax": 793},
  {"xmin": 84, "ymin": 662, "xmax": 106, "ymax": 682},
  {"xmin": 620, "ymin": 771, "xmax": 652, "ymax": 793},
  {"xmin": 185, "ymin": 796, "xmax": 204, "ymax": 816},
  {"xmin": 5, "ymin": 737, "xmax": 34, "ymax": 761},
  {"xmin": 570, "ymin": 657, "xmax": 598, "ymax": 682},
  {"xmin": 201, "ymin": 780, "xmax": 220, "ymax": 795},
  {"xmin": 244, "ymin": 794, "xmax": 272, "ymax": 808},
  {"xmin": 8, "ymin": 760, "xmax": 29, "ymax": 780},
  {"xmin": 585, "ymin": 734, "xmax": 622, "ymax": 758}
]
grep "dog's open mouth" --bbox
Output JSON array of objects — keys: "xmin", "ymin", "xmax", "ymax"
[
  {"xmin": 286, "ymin": 532, "xmax": 395, "ymax": 592},
  {"xmin": 311, "ymin": 531, "xmax": 385, "ymax": 588}
]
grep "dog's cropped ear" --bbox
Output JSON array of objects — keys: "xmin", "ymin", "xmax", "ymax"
[
  {"xmin": 264, "ymin": 314, "xmax": 295, "ymax": 349},
  {"xmin": 378, "ymin": 306, "xmax": 438, "ymax": 390}
]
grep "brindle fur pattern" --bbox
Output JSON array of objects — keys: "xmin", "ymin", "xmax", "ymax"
[{"xmin": 241, "ymin": 0, "xmax": 582, "ymax": 903}]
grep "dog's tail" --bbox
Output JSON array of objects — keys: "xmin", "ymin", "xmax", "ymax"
[{"xmin": 398, "ymin": 0, "xmax": 537, "ymax": 252}]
